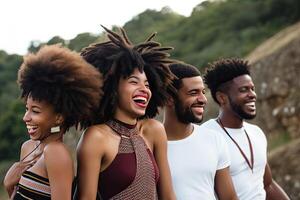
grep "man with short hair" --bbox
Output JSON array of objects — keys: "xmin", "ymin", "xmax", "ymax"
[
  {"xmin": 164, "ymin": 62, "xmax": 238, "ymax": 200},
  {"xmin": 202, "ymin": 58, "xmax": 290, "ymax": 200}
]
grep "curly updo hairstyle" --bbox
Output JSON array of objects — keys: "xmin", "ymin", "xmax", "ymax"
[
  {"xmin": 18, "ymin": 45, "xmax": 103, "ymax": 130},
  {"xmin": 81, "ymin": 26, "xmax": 175, "ymax": 123},
  {"xmin": 203, "ymin": 58, "xmax": 250, "ymax": 104}
]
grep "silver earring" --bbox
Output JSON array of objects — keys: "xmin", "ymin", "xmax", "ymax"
[{"xmin": 50, "ymin": 126, "xmax": 60, "ymax": 133}]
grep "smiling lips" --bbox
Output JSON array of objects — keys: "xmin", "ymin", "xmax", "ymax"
[
  {"xmin": 26, "ymin": 125, "xmax": 38, "ymax": 135},
  {"xmin": 191, "ymin": 104, "xmax": 205, "ymax": 115},
  {"xmin": 133, "ymin": 95, "xmax": 149, "ymax": 108},
  {"xmin": 245, "ymin": 101, "xmax": 256, "ymax": 111}
]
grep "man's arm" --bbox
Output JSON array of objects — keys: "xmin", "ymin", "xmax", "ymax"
[
  {"xmin": 264, "ymin": 163, "xmax": 290, "ymax": 200},
  {"xmin": 215, "ymin": 167, "xmax": 238, "ymax": 200}
]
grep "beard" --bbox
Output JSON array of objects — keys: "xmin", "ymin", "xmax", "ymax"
[
  {"xmin": 174, "ymin": 98, "xmax": 204, "ymax": 124},
  {"xmin": 229, "ymin": 97, "xmax": 256, "ymax": 120}
]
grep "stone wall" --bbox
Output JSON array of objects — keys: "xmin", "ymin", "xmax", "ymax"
[{"xmin": 246, "ymin": 22, "xmax": 300, "ymax": 139}]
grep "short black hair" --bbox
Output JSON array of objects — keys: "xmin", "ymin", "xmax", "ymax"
[
  {"xmin": 81, "ymin": 26, "xmax": 175, "ymax": 123},
  {"xmin": 203, "ymin": 58, "xmax": 250, "ymax": 104},
  {"xmin": 18, "ymin": 45, "xmax": 103, "ymax": 130},
  {"xmin": 169, "ymin": 62, "xmax": 201, "ymax": 90}
]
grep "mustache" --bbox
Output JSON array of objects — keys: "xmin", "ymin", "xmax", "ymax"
[{"xmin": 191, "ymin": 102, "xmax": 205, "ymax": 107}]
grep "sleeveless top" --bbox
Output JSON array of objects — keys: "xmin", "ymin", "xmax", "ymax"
[
  {"xmin": 14, "ymin": 170, "xmax": 51, "ymax": 200},
  {"xmin": 98, "ymin": 119, "xmax": 159, "ymax": 200}
]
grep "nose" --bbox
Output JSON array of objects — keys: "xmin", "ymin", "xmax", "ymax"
[
  {"xmin": 197, "ymin": 93, "xmax": 207, "ymax": 106},
  {"xmin": 139, "ymin": 83, "xmax": 151, "ymax": 95},
  {"xmin": 248, "ymin": 89, "xmax": 257, "ymax": 99},
  {"xmin": 23, "ymin": 111, "xmax": 31, "ymax": 122}
]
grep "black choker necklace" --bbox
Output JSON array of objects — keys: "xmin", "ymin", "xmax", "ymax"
[
  {"xmin": 217, "ymin": 118, "xmax": 254, "ymax": 172},
  {"xmin": 112, "ymin": 118, "xmax": 137, "ymax": 129}
]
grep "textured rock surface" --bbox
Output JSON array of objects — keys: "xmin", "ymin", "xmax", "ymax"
[
  {"xmin": 247, "ymin": 22, "xmax": 300, "ymax": 139},
  {"xmin": 246, "ymin": 22, "xmax": 300, "ymax": 199},
  {"xmin": 268, "ymin": 138, "xmax": 300, "ymax": 200}
]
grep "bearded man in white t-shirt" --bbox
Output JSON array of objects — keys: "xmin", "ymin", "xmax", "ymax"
[
  {"xmin": 202, "ymin": 58, "xmax": 290, "ymax": 200},
  {"xmin": 164, "ymin": 62, "xmax": 238, "ymax": 200}
]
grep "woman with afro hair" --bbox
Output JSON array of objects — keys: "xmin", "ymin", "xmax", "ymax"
[
  {"xmin": 75, "ymin": 26, "xmax": 176, "ymax": 199},
  {"xmin": 3, "ymin": 45, "xmax": 102, "ymax": 200}
]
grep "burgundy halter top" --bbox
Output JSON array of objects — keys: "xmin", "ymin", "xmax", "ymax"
[{"xmin": 98, "ymin": 119, "xmax": 159, "ymax": 200}]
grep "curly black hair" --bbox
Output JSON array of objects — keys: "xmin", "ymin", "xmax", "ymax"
[
  {"xmin": 18, "ymin": 45, "xmax": 103, "ymax": 130},
  {"xmin": 203, "ymin": 58, "xmax": 250, "ymax": 104},
  {"xmin": 81, "ymin": 26, "xmax": 175, "ymax": 123}
]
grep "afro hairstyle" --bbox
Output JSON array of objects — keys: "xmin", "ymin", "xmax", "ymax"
[
  {"xmin": 203, "ymin": 58, "xmax": 251, "ymax": 104},
  {"xmin": 18, "ymin": 44, "xmax": 103, "ymax": 130}
]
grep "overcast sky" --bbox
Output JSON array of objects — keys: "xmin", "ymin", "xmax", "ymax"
[{"xmin": 0, "ymin": 0, "xmax": 202, "ymax": 55}]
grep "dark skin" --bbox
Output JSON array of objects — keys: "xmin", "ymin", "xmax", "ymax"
[
  {"xmin": 164, "ymin": 76, "xmax": 238, "ymax": 200},
  {"xmin": 77, "ymin": 69, "xmax": 175, "ymax": 200},
  {"xmin": 216, "ymin": 74, "xmax": 290, "ymax": 200}
]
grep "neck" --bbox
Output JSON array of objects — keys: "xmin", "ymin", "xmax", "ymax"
[
  {"xmin": 164, "ymin": 107, "xmax": 194, "ymax": 141},
  {"xmin": 112, "ymin": 118, "xmax": 137, "ymax": 129},
  {"xmin": 113, "ymin": 112, "xmax": 138, "ymax": 126},
  {"xmin": 40, "ymin": 132, "xmax": 63, "ymax": 145},
  {"xmin": 218, "ymin": 109, "xmax": 243, "ymax": 128}
]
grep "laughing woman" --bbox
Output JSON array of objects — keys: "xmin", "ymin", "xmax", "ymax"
[
  {"xmin": 75, "ymin": 26, "xmax": 176, "ymax": 200},
  {"xmin": 3, "ymin": 45, "xmax": 102, "ymax": 200}
]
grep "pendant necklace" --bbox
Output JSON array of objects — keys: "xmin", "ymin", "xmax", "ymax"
[{"xmin": 217, "ymin": 118, "xmax": 254, "ymax": 172}]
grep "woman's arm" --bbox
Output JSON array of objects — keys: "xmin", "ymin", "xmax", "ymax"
[
  {"xmin": 144, "ymin": 119, "xmax": 176, "ymax": 200},
  {"xmin": 4, "ymin": 160, "xmax": 33, "ymax": 198},
  {"xmin": 44, "ymin": 142, "xmax": 74, "ymax": 200},
  {"xmin": 76, "ymin": 126, "xmax": 106, "ymax": 200},
  {"xmin": 3, "ymin": 140, "xmax": 37, "ymax": 198}
]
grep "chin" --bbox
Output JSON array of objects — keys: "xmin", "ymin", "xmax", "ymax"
[
  {"xmin": 30, "ymin": 136, "xmax": 39, "ymax": 141},
  {"xmin": 132, "ymin": 110, "xmax": 146, "ymax": 118},
  {"xmin": 243, "ymin": 113, "xmax": 256, "ymax": 120}
]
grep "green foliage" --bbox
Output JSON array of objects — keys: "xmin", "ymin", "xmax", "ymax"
[
  {"xmin": 0, "ymin": 0, "xmax": 300, "ymax": 163},
  {"xmin": 0, "ymin": 100, "xmax": 27, "ymax": 160},
  {"xmin": 68, "ymin": 32, "xmax": 99, "ymax": 52},
  {"xmin": 162, "ymin": 0, "xmax": 300, "ymax": 68},
  {"xmin": 0, "ymin": 160, "xmax": 13, "ymax": 199},
  {"xmin": 268, "ymin": 132, "xmax": 291, "ymax": 151},
  {"xmin": 47, "ymin": 36, "xmax": 66, "ymax": 46},
  {"xmin": 123, "ymin": 7, "xmax": 185, "ymax": 44}
]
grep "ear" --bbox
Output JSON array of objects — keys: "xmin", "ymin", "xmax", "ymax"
[
  {"xmin": 216, "ymin": 91, "xmax": 228, "ymax": 106},
  {"xmin": 166, "ymin": 97, "xmax": 174, "ymax": 107},
  {"xmin": 55, "ymin": 114, "xmax": 64, "ymax": 125}
]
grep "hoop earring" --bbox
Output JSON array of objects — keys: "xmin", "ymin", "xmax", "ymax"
[{"xmin": 50, "ymin": 126, "xmax": 60, "ymax": 133}]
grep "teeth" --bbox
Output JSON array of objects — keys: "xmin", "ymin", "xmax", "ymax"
[
  {"xmin": 245, "ymin": 102, "xmax": 255, "ymax": 107},
  {"xmin": 133, "ymin": 96, "xmax": 147, "ymax": 103},
  {"xmin": 27, "ymin": 125, "xmax": 38, "ymax": 130}
]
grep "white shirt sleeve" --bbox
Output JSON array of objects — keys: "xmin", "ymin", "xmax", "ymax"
[{"xmin": 216, "ymin": 132, "xmax": 231, "ymax": 170}]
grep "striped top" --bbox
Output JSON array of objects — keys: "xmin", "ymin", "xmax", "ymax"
[{"xmin": 14, "ymin": 171, "xmax": 51, "ymax": 200}]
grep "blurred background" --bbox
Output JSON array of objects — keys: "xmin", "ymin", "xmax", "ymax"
[{"xmin": 1, "ymin": 0, "xmax": 300, "ymax": 199}]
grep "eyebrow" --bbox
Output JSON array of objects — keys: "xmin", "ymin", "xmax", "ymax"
[
  {"xmin": 128, "ymin": 75, "xmax": 149, "ymax": 82},
  {"xmin": 30, "ymin": 105, "xmax": 42, "ymax": 109}
]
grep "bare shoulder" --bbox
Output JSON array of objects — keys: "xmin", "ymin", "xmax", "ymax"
[
  {"xmin": 140, "ymin": 119, "xmax": 167, "ymax": 142},
  {"xmin": 79, "ymin": 124, "xmax": 112, "ymax": 147},
  {"xmin": 44, "ymin": 142, "xmax": 70, "ymax": 155},
  {"xmin": 77, "ymin": 124, "xmax": 113, "ymax": 156},
  {"xmin": 44, "ymin": 142, "xmax": 73, "ymax": 167},
  {"xmin": 20, "ymin": 139, "xmax": 39, "ymax": 160},
  {"xmin": 140, "ymin": 119, "xmax": 164, "ymax": 132},
  {"xmin": 44, "ymin": 142, "xmax": 72, "ymax": 160}
]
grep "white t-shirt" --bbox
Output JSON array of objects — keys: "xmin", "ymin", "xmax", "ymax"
[
  {"xmin": 201, "ymin": 119, "xmax": 267, "ymax": 200},
  {"xmin": 167, "ymin": 124, "xmax": 230, "ymax": 200}
]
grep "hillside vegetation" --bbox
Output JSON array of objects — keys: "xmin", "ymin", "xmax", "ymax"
[{"xmin": 1, "ymin": 1, "xmax": 299, "ymax": 197}]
